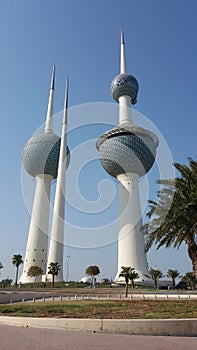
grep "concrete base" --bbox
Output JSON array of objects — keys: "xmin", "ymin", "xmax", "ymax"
[
  {"xmin": 0, "ymin": 317, "xmax": 196, "ymax": 336},
  {"xmin": 0, "ymin": 317, "xmax": 101, "ymax": 333}
]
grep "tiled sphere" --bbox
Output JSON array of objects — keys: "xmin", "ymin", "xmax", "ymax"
[
  {"xmin": 110, "ymin": 73, "xmax": 139, "ymax": 103},
  {"xmin": 96, "ymin": 125, "xmax": 158, "ymax": 178},
  {"xmin": 22, "ymin": 132, "xmax": 70, "ymax": 178}
]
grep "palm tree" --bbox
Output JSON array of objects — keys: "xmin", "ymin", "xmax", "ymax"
[
  {"xmin": 182, "ymin": 272, "xmax": 197, "ymax": 290},
  {"xmin": 119, "ymin": 266, "xmax": 130, "ymax": 297},
  {"xmin": 142, "ymin": 159, "xmax": 197, "ymax": 278},
  {"xmin": 48, "ymin": 262, "xmax": 60, "ymax": 288},
  {"xmin": 129, "ymin": 268, "xmax": 139, "ymax": 289},
  {"xmin": 166, "ymin": 269, "xmax": 180, "ymax": 290},
  {"xmin": 12, "ymin": 254, "xmax": 23, "ymax": 287},
  {"xmin": 119, "ymin": 266, "xmax": 139, "ymax": 296},
  {"xmin": 149, "ymin": 268, "xmax": 164, "ymax": 289}
]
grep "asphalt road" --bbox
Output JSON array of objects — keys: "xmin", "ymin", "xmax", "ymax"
[
  {"xmin": 0, "ymin": 324, "xmax": 197, "ymax": 350},
  {"xmin": 0, "ymin": 291, "xmax": 55, "ymax": 304},
  {"xmin": 1, "ymin": 289, "xmax": 197, "ymax": 304}
]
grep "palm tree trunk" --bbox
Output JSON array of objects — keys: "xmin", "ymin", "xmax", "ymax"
[
  {"xmin": 125, "ymin": 279, "xmax": 128, "ymax": 297},
  {"xmin": 188, "ymin": 243, "xmax": 197, "ymax": 279},
  {"xmin": 52, "ymin": 274, "xmax": 55, "ymax": 288},
  {"xmin": 131, "ymin": 279, "xmax": 134, "ymax": 289},
  {"xmin": 172, "ymin": 279, "xmax": 175, "ymax": 290},
  {"xmin": 15, "ymin": 266, "xmax": 19, "ymax": 287}
]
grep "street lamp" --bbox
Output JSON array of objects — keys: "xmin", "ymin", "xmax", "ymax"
[{"xmin": 66, "ymin": 255, "xmax": 70, "ymax": 282}]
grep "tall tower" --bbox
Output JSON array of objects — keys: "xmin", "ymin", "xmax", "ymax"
[
  {"xmin": 46, "ymin": 78, "xmax": 70, "ymax": 282},
  {"xmin": 20, "ymin": 67, "xmax": 64, "ymax": 283},
  {"xmin": 96, "ymin": 30, "xmax": 159, "ymax": 281}
]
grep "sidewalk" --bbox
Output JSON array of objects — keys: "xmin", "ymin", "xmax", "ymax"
[{"xmin": 0, "ymin": 324, "xmax": 197, "ymax": 350}]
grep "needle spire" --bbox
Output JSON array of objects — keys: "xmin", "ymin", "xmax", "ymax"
[
  {"xmin": 46, "ymin": 76, "xmax": 70, "ymax": 282},
  {"xmin": 45, "ymin": 65, "xmax": 55, "ymax": 132},
  {"xmin": 120, "ymin": 27, "xmax": 127, "ymax": 74},
  {"xmin": 63, "ymin": 76, "xmax": 69, "ymax": 125}
]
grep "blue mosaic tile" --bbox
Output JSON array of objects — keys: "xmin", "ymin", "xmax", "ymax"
[
  {"xmin": 97, "ymin": 128, "xmax": 157, "ymax": 177},
  {"xmin": 110, "ymin": 73, "xmax": 139, "ymax": 103},
  {"xmin": 22, "ymin": 132, "xmax": 70, "ymax": 178}
]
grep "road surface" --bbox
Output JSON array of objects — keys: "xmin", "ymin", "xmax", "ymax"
[
  {"xmin": 1, "ymin": 290, "xmax": 197, "ymax": 304},
  {"xmin": 0, "ymin": 324, "xmax": 196, "ymax": 350}
]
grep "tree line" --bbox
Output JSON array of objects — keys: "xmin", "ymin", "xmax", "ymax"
[
  {"xmin": 0, "ymin": 255, "xmax": 60, "ymax": 288},
  {"xmin": 119, "ymin": 266, "xmax": 197, "ymax": 297}
]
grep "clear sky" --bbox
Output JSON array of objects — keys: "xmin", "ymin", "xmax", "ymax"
[{"xmin": 0, "ymin": 0, "xmax": 197, "ymax": 282}]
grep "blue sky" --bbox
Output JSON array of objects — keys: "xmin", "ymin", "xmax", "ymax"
[{"xmin": 0, "ymin": 0, "xmax": 197, "ymax": 282}]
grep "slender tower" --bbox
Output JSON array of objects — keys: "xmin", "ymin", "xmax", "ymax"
[
  {"xmin": 20, "ymin": 67, "xmax": 62, "ymax": 283},
  {"xmin": 46, "ymin": 78, "xmax": 70, "ymax": 282},
  {"xmin": 96, "ymin": 29, "xmax": 159, "ymax": 281}
]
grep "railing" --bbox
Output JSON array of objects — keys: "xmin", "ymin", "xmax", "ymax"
[{"xmin": 19, "ymin": 292, "xmax": 197, "ymax": 303}]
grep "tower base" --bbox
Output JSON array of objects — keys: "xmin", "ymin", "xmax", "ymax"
[
  {"xmin": 115, "ymin": 174, "xmax": 149, "ymax": 283},
  {"xmin": 115, "ymin": 270, "xmax": 150, "ymax": 283}
]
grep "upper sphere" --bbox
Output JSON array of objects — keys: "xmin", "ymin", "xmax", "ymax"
[
  {"xmin": 110, "ymin": 73, "xmax": 139, "ymax": 103},
  {"xmin": 22, "ymin": 132, "xmax": 70, "ymax": 178}
]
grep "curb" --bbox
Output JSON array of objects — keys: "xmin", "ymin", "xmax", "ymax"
[{"xmin": 0, "ymin": 316, "xmax": 197, "ymax": 336}]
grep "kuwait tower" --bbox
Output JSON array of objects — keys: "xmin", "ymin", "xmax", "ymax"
[
  {"xmin": 96, "ymin": 30, "xmax": 159, "ymax": 281},
  {"xmin": 20, "ymin": 67, "xmax": 70, "ymax": 283},
  {"xmin": 46, "ymin": 78, "xmax": 70, "ymax": 282}
]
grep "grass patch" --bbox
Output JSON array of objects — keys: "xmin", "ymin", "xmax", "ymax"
[{"xmin": 0, "ymin": 300, "xmax": 196, "ymax": 319}]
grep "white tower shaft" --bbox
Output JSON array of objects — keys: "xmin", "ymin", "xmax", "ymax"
[
  {"xmin": 116, "ymin": 29, "xmax": 149, "ymax": 281},
  {"xmin": 115, "ymin": 174, "xmax": 148, "ymax": 281},
  {"xmin": 119, "ymin": 95, "xmax": 132, "ymax": 125},
  {"xmin": 46, "ymin": 79, "xmax": 69, "ymax": 282},
  {"xmin": 19, "ymin": 174, "xmax": 53, "ymax": 283},
  {"xmin": 20, "ymin": 67, "xmax": 56, "ymax": 284}
]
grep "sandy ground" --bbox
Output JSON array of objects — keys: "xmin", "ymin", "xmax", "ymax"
[{"xmin": 0, "ymin": 324, "xmax": 197, "ymax": 350}]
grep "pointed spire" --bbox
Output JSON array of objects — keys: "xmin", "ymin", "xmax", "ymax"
[
  {"xmin": 63, "ymin": 76, "xmax": 69, "ymax": 125},
  {"xmin": 50, "ymin": 65, "xmax": 55, "ymax": 90},
  {"xmin": 45, "ymin": 65, "xmax": 55, "ymax": 133},
  {"xmin": 121, "ymin": 26, "xmax": 125, "ymax": 44},
  {"xmin": 58, "ymin": 75, "xmax": 69, "ymax": 170},
  {"xmin": 46, "ymin": 76, "xmax": 70, "ymax": 281},
  {"xmin": 120, "ymin": 27, "xmax": 127, "ymax": 74}
]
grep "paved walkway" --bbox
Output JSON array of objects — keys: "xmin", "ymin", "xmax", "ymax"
[{"xmin": 0, "ymin": 324, "xmax": 197, "ymax": 350}]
